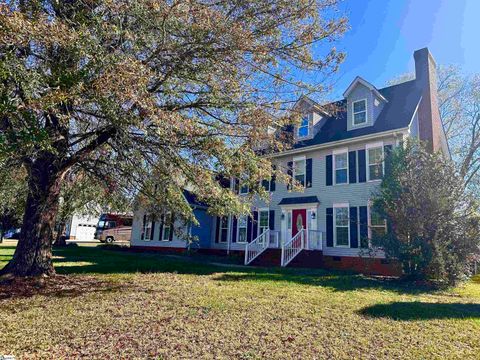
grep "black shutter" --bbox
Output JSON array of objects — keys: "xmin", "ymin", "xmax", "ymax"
[
  {"xmin": 158, "ymin": 214, "xmax": 164, "ymax": 241},
  {"xmin": 348, "ymin": 151, "xmax": 357, "ymax": 184},
  {"xmin": 270, "ymin": 165, "xmax": 276, "ymax": 192},
  {"xmin": 326, "ymin": 155, "xmax": 333, "ymax": 186},
  {"xmin": 305, "ymin": 158, "xmax": 312, "ymax": 188},
  {"xmin": 169, "ymin": 213, "xmax": 174, "ymax": 241},
  {"xmin": 261, "ymin": 179, "xmax": 270, "ymax": 191},
  {"xmin": 287, "ymin": 161, "xmax": 293, "ymax": 190},
  {"xmin": 151, "ymin": 219, "xmax": 156, "ymax": 241},
  {"xmin": 269, "ymin": 210, "xmax": 275, "ymax": 230},
  {"xmin": 349, "ymin": 207, "xmax": 358, "ymax": 248},
  {"xmin": 326, "ymin": 208, "xmax": 333, "ymax": 247},
  {"xmin": 234, "ymin": 179, "xmax": 240, "ymax": 194},
  {"xmin": 231, "ymin": 217, "xmax": 237, "ymax": 243},
  {"xmin": 358, "ymin": 149, "xmax": 366, "ymax": 183},
  {"xmin": 246, "ymin": 215, "xmax": 253, "ymax": 242},
  {"xmin": 252, "ymin": 211, "xmax": 258, "ymax": 239},
  {"xmin": 384, "ymin": 144, "xmax": 393, "ymax": 177},
  {"xmin": 141, "ymin": 214, "xmax": 146, "ymax": 240},
  {"xmin": 359, "ymin": 206, "xmax": 368, "ymax": 248},
  {"xmin": 215, "ymin": 216, "xmax": 220, "ymax": 243}
]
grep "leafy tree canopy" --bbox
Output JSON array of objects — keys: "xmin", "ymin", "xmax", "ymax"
[{"xmin": 0, "ymin": 0, "xmax": 347, "ymax": 276}]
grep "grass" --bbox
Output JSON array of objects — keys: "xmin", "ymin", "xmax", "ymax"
[{"xmin": 1, "ymin": 242, "xmax": 480, "ymax": 359}]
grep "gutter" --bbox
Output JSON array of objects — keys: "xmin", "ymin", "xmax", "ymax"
[{"xmin": 265, "ymin": 127, "xmax": 410, "ymax": 158}]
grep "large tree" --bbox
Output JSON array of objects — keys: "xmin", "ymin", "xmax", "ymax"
[
  {"xmin": 388, "ymin": 66, "xmax": 480, "ymax": 193},
  {"xmin": 0, "ymin": 1, "xmax": 347, "ymax": 276}
]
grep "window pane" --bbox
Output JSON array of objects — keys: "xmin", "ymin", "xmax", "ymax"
[
  {"xmin": 353, "ymin": 100, "xmax": 366, "ymax": 113},
  {"xmin": 371, "ymin": 227, "xmax": 386, "ymax": 239},
  {"xmin": 163, "ymin": 226, "xmax": 170, "ymax": 240},
  {"xmin": 354, "ymin": 111, "xmax": 366, "ymax": 124},
  {"xmin": 369, "ymin": 164, "xmax": 383, "ymax": 180},
  {"xmin": 259, "ymin": 211, "xmax": 269, "ymax": 227},
  {"xmin": 368, "ymin": 147, "xmax": 383, "ymax": 164},
  {"xmin": 221, "ymin": 217, "xmax": 229, "ymax": 228},
  {"xmin": 298, "ymin": 117, "xmax": 309, "ymax": 137},
  {"xmin": 287, "ymin": 212, "xmax": 292, "ymax": 229},
  {"xmin": 238, "ymin": 216, "xmax": 247, "ymax": 228},
  {"xmin": 335, "ymin": 169, "xmax": 347, "ymax": 184},
  {"xmin": 335, "ymin": 207, "xmax": 349, "ymax": 226},
  {"xmin": 295, "ymin": 160, "xmax": 305, "ymax": 175},
  {"xmin": 238, "ymin": 228, "xmax": 247, "ymax": 243},
  {"xmin": 335, "ymin": 153, "xmax": 347, "ymax": 169},
  {"xmin": 370, "ymin": 209, "xmax": 385, "ymax": 226},
  {"xmin": 336, "ymin": 227, "xmax": 349, "ymax": 246}
]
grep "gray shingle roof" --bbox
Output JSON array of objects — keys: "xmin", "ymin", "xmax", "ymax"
[{"xmin": 292, "ymin": 80, "xmax": 421, "ymax": 150}]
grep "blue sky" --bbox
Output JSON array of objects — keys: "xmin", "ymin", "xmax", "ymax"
[{"xmin": 324, "ymin": 0, "xmax": 479, "ymax": 99}]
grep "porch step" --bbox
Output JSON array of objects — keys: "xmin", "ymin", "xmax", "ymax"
[
  {"xmin": 250, "ymin": 249, "xmax": 282, "ymax": 267},
  {"xmin": 287, "ymin": 250, "xmax": 324, "ymax": 268}
]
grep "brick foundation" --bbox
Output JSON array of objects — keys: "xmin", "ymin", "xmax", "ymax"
[
  {"xmin": 128, "ymin": 246, "xmax": 401, "ymax": 276},
  {"xmin": 322, "ymin": 255, "xmax": 402, "ymax": 276}
]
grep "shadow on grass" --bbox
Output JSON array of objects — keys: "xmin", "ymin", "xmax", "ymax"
[
  {"xmin": 359, "ymin": 301, "xmax": 480, "ymax": 321},
  {"xmin": 1, "ymin": 244, "xmax": 436, "ymax": 296}
]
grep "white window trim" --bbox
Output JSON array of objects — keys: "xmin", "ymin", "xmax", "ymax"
[
  {"xmin": 366, "ymin": 143, "xmax": 385, "ymax": 182},
  {"xmin": 352, "ymin": 98, "xmax": 368, "ymax": 126},
  {"xmin": 143, "ymin": 215, "xmax": 153, "ymax": 242},
  {"xmin": 297, "ymin": 114, "xmax": 311, "ymax": 139},
  {"xmin": 257, "ymin": 208, "xmax": 270, "ymax": 236},
  {"xmin": 292, "ymin": 155, "xmax": 306, "ymax": 187},
  {"xmin": 160, "ymin": 213, "xmax": 172, "ymax": 241},
  {"xmin": 236, "ymin": 215, "xmax": 248, "ymax": 244},
  {"xmin": 333, "ymin": 203, "xmax": 350, "ymax": 248},
  {"xmin": 219, "ymin": 216, "xmax": 230, "ymax": 243},
  {"xmin": 333, "ymin": 148, "xmax": 349, "ymax": 185}
]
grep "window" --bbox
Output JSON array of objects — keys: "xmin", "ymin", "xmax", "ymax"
[
  {"xmin": 240, "ymin": 184, "xmax": 249, "ymax": 194},
  {"xmin": 258, "ymin": 210, "xmax": 269, "ymax": 235},
  {"xmin": 334, "ymin": 152, "xmax": 348, "ymax": 184},
  {"xmin": 261, "ymin": 179, "xmax": 270, "ymax": 192},
  {"xmin": 219, "ymin": 216, "xmax": 229, "ymax": 243},
  {"xmin": 334, "ymin": 207, "xmax": 349, "ymax": 247},
  {"xmin": 161, "ymin": 213, "xmax": 172, "ymax": 241},
  {"xmin": 143, "ymin": 217, "xmax": 153, "ymax": 241},
  {"xmin": 237, "ymin": 216, "xmax": 248, "ymax": 243},
  {"xmin": 287, "ymin": 212, "xmax": 292, "ymax": 231},
  {"xmin": 369, "ymin": 207, "xmax": 387, "ymax": 239},
  {"xmin": 293, "ymin": 158, "xmax": 306, "ymax": 186},
  {"xmin": 297, "ymin": 116, "xmax": 310, "ymax": 138},
  {"xmin": 367, "ymin": 147, "xmax": 384, "ymax": 181},
  {"xmin": 353, "ymin": 99, "xmax": 367, "ymax": 125}
]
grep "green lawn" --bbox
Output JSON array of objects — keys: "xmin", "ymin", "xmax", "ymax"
[{"xmin": 1, "ymin": 242, "xmax": 479, "ymax": 359}]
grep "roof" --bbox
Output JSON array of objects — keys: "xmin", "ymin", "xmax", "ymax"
[
  {"xmin": 278, "ymin": 196, "xmax": 320, "ymax": 205},
  {"xmin": 182, "ymin": 190, "xmax": 207, "ymax": 208},
  {"xmin": 290, "ymin": 80, "xmax": 422, "ymax": 150},
  {"xmin": 343, "ymin": 76, "xmax": 388, "ymax": 102}
]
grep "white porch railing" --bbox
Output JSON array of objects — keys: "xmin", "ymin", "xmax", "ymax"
[
  {"xmin": 307, "ymin": 230, "xmax": 323, "ymax": 250},
  {"xmin": 281, "ymin": 229, "xmax": 305, "ymax": 267},
  {"xmin": 244, "ymin": 230, "xmax": 270, "ymax": 265},
  {"xmin": 269, "ymin": 230, "xmax": 281, "ymax": 248}
]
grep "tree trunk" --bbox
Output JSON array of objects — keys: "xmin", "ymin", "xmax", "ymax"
[
  {"xmin": 0, "ymin": 158, "xmax": 66, "ymax": 277},
  {"xmin": 54, "ymin": 222, "xmax": 67, "ymax": 247}
]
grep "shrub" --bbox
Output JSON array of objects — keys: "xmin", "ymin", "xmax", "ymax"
[{"xmin": 372, "ymin": 140, "xmax": 480, "ymax": 285}]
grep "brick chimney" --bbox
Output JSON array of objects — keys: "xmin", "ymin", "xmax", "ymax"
[{"xmin": 414, "ymin": 48, "xmax": 444, "ymax": 152}]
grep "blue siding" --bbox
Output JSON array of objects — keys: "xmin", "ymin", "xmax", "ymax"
[{"xmin": 191, "ymin": 208, "xmax": 213, "ymax": 248}]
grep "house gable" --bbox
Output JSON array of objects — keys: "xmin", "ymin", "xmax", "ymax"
[{"xmin": 344, "ymin": 76, "xmax": 387, "ymax": 131}]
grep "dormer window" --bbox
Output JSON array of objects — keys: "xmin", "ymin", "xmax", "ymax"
[
  {"xmin": 297, "ymin": 115, "xmax": 310, "ymax": 138},
  {"xmin": 353, "ymin": 99, "xmax": 367, "ymax": 125}
]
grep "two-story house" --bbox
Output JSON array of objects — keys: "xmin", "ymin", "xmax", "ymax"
[{"xmin": 130, "ymin": 48, "xmax": 448, "ymax": 275}]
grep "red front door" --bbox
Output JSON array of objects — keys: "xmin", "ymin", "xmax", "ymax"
[{"xmin": 292, "ymin": 209, "xmax": 307, "ymax": 236}]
